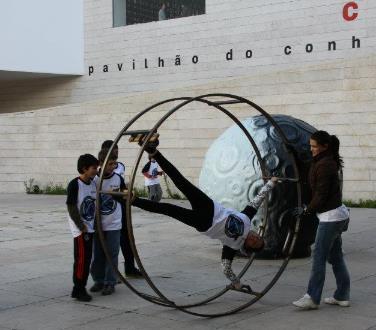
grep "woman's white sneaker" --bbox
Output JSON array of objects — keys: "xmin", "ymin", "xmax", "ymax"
[
  {"xmin": 324, "ymin": 297, "xmax": 350, "ymax": 307},
  {"xmin": 292, "ymin": 294, "xmax": 319, "ymax": 310}
]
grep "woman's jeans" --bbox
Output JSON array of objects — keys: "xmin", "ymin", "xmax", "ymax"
[{"xmin": 307, "ymin": 220, "xmax": 350, "ymax": 304}]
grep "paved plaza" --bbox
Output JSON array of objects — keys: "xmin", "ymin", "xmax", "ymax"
[{"xmin": 0, "ymin": 194, "xmax": 375, "ymax": 330}]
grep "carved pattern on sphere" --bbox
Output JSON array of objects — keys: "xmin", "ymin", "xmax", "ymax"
[{"xmin": 199, "ymin": 115, "xmax": 316, "ymax": 257}]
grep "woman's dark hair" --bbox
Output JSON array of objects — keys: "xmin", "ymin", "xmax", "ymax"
[
  {"xmin": 77, "ymin": 154, "xmax": 99, "ymax": 174},
  {"xmin": 310, "ymin": 130, "xmax": 343, "ymax": 169}
]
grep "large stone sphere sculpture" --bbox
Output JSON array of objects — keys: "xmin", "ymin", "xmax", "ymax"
[{"xmin": 199, "ymin": 115, "xmax": 318, "ymax": 258}]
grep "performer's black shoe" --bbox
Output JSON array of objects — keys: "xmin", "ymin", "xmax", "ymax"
[{"xmin": 139, "ymin": 139, "xmax": 159, "ymax": 156}]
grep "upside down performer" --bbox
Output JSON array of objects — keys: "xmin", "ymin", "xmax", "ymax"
[{"xmin": 128, "ymin": 139, "xmax": 280, "ymax": 289}]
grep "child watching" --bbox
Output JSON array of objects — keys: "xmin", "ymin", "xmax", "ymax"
[
  {"xmin": 101, "ymin": 140, "xmax": 125, "ymax": 177},
  {"xmin": 100, "ymin": 140, "xmax": 142, "ymax": 278},
  {"xmin": 142, "ymin": 154, "xmax": 164, "ymax": 202},
  {"xmin": 66, "ymin": 154, "xmax": 99, "ymax": 302},
  {"xmin": 90, "ymin": 149, "xmax": 125, "ymax": 295}
]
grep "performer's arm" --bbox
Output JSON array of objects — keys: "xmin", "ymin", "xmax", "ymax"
[
  {"xmin": 221, "ymin": 246, "xmax": 240, "ymax": 286},
  {"xmin": 248, "ymin": 179, "xmax": 276, "ymax": 210},
  {"xmin": 241, "ymin": 179, "xmax": 277, "ymax": 222}
]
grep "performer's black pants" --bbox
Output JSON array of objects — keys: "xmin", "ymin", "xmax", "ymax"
[
  {"xmin": 133, "ymin": 151, "xmax": 214, "ymax": 232},
  {"xmin": 120, "ymin": 205, "xmax": 137, "ymax": 272}
]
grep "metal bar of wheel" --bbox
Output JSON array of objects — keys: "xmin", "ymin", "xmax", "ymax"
[
  {"xmin": 124, "ymin": 94, "xmax": 302, "ymax": 316},
  {"xmin": 99, "ymin": 94, "xmax": 302, "ymax": 316},
  {"xmin": 170, "ymin": 94, "xmax": 302, "ymax": 316},
  {"xmin": 124, "ymin": 95, "xmax": 270, "ymax": 310},
  {"xmin": 124, "ymin": 95, "xmax": 268, "ymax": 312},
  {"xmin": 96, "ymin": 93, "xmax": 303, "ymax": 317},
  {"xmin": 95, "ymin": 94, "xmax": 267, "ymax": 313},
  {"xmin": 98, "ymin": 94, "xmax": 298, "ymax": 314},
  {"xmin": 171, "ymin": 94, "xmax": 302, "ymax": 316},
  {"xmin": 210, "ymin": 100, "xmax": 244, "ymax": 105},
  {"xmin": 95, "ymin": 97, "xmax": 195, "ymax": 305},
  {"xmin": 184, "ymin": 93, "xmax": 302, "ymax": 316}
]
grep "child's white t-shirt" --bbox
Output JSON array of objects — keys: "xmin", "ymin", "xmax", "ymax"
[
  {"xmin": 94, "ymin": 173, "xmax": 125, "ymax": 231},
  {"xmin": 113, "ymin": 161, "xmax": 125, "ymax": 177},
  {"xmin": 144, "ymin": 161, "xmax": 161, "ymax": 186},
  {"xmin": 66, "ymin": 177, "xmax": 97, "ymax": 238},
  {"xmin": 205, "ymin": 202, "xmax": 252, "ymax": 250}
]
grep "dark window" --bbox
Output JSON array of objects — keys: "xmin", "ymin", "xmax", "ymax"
[{"xmin": 113, "ymin": 0, "xmax": 206, "ymax": 27}]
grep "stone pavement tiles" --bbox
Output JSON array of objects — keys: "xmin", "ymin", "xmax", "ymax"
[{"xmin": 0, "ymin": 194, "xmax": 375, "ymax": 330}]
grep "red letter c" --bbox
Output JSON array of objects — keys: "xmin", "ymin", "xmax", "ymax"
[{"xmin": 343, "ymin": 2, "xmax": 358, "ymax": 21}]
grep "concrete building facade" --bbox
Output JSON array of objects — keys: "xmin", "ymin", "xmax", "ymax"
[{"xmin": 0, "ymin": 0, "xmax": 375, "ymax": 199}]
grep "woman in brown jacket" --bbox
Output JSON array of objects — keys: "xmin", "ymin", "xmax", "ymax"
[{"xmin": 293, "ymin": 130, "xmax": 350, "ymax": 310}]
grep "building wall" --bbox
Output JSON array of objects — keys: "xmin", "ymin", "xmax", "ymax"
[
  {"xmin": 0, "ymin": 0, "xmax": 374, "ymax": 112},
  {"xmin": 0, "ymin": 0, "xmax": 375, "ymax": 199},
  {"xmin": 0, "ymin": 0, "xmax": 83, "ymax": 75}
]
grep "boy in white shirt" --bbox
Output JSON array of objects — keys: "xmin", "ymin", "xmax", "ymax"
[
  {"xmin": 90, "ymin": 150, "xmax": 125, "ymax": 295},
  {"xmin": 142, "ymin": 154, "xmax": 163, "ymax": 202},
  {"xmin": 101, "ymin": 140, "xmax": 125, "ymax": 177},
  {"xmin": 66, "ymin": 154, "xmax": 98, "ymax": 302},
  {"xmin": 100, "ymin": 141, "xmax": 142, "ymax": 278}
]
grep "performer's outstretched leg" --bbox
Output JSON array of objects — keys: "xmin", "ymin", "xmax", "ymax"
[
  {"xmin": 133, "ymin": 198, "xmax": 209, "ymax": 230},
  {"xmin": 153, "ymin": 151, "xmax": 213, "ymax": 214},
  {"xmin": 133, "ymin": 141, "xmax": 213, "ymax": 231}
]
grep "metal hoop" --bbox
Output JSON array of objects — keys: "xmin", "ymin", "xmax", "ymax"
[{"xmin": 96, "ymin": 93, "xmax": 302, "ymax": 317}]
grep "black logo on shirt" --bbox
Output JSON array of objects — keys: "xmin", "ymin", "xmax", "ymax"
[
  {"xmin": 225, "ymin": 214, "xmax": 244, "ymax": 240},
  {"xmin": 151, "ymin": 168, "xmax": 159, "ymax": 177},
  {"xmin": 80, "ymin": 196, "xmax": 96, "ymax": 222},
  {"xmin": 100, "ymin": 194, "xmax": 117, "ymax": 215}
]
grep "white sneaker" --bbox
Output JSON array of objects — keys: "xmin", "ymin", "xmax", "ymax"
[
  {"xmin": 293, "ymin": 294, "xmax": 319, "ymax": 310},
  {"xmin": 324, "ymin": 297, "xmax": 350, "ymax": 307}
]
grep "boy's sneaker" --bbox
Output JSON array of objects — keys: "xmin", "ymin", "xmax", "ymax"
[
  {"xmin": 76, "ymin": 288, "xmax": 92, "ymax": 302},
  {"xmin": 90, "ymin": 282, "xmax": 104, "ymax": 292},
  {"xmin": 102, "ymin": 285, "xmax": 115, "ymax": 296},
  {"xmin": 71, "ymin": 286, "xmax": 80, "ymax": 298},
  {"xmin": 324, "ymin": 297, "xmax": 350, "ymax": 307},
  {"xmin": 125, "ymin": 267, "xmax": 143, "ymax": 278},
  {"xmin": 71, "ymin": 287, "xmax": 92, "ymax": 302},
  {"xmin": 292, "ymin": 294, "xmax": 319, "ymax": 310}
]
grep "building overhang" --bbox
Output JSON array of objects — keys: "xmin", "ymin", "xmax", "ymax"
[{"xmin": 0, "ymin": 70, "xmax": 81, "ymax": 82}]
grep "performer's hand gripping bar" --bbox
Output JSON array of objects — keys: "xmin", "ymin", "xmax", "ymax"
[{"xmin": 262, "ymin": 176, "xmax": 299, "ymax": 183}]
